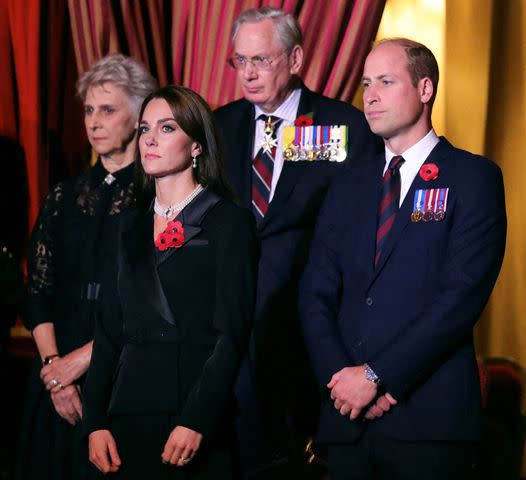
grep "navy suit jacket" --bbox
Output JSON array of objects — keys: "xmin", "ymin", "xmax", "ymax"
[
  {"xmin": 214, "ymin": 85, "xmax": 379, "ymax": 439},
  {"xmin": 299, "ymin": 137, "xmax": 506, "ymax": 443}
]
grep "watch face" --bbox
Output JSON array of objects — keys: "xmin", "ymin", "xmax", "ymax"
[{"xmin": 365, "ymin": 365, "xmax": 379, "ymax": 384}]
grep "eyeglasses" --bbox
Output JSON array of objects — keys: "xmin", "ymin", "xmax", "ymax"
[{"xmin": 227, "ymin": 53, "xmax": 286, "ymax": 71}]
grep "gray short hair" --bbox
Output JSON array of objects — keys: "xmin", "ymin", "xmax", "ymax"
[
  {"xmin": 76, "ymin": 54, "xmax": 158, "ymax": 117},
  {"xmin": 232, "ymin": 7, "xmax": 303, "ymax": 52}
]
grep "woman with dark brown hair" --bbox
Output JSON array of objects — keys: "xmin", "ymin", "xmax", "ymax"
[{"xmin": 83, "ymin": 85, "xmax": 257, "ymax": 479}]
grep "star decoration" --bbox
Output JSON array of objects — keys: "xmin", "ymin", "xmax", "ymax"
[{"xmin": 260, "ymin": 133, "xmax": 278, "ymax": 154}]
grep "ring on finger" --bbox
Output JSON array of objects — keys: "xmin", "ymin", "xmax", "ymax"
[
  {"xmin": 58, "ymin": 383, "xmax": 65, "ymax": 390},
  {"xmin": 50, "ymin": 379, "xmax": 58, "ymax": 387},
  {"xmin": 181, "ymin": 457, "xmax": 192, "ymax": 465}
]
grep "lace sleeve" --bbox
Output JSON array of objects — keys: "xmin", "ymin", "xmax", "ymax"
[{"xmin": 24, "ymin": 182, "xmax": 63, "ymax": 330}]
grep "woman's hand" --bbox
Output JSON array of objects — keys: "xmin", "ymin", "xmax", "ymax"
[
  {"xmin": 89, "ymin": 429, "xmax": 122, "ymax": 473},
  {"xmin": 161, "ymin": 425, "xmax": 202, "ymax": 467},
  {"xmin": 50, "ymin": 384, "xmax": 82, "ymax": 425},
  {"xmin": 40, "ymin": 343, "xmax": 92, "ymax": 391}
]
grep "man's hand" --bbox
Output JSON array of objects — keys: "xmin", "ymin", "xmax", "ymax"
[
  {"xmin": 50, "ymin": 384, "xmax": 82, "ymax": 425},
  {"xmin": 89, "ymin": 429, "xmax": 121, "ymax": 473},
  {"xmin": 364, "ymin": 393, "xmax": 398, "ymax": 420},
  {"xmin": 327, "ymin": 366, "xmax": 378, "ymax": 420},
  {"xmin": 161, "ymin": 425, "xmax": 203, "ymax": 467}
]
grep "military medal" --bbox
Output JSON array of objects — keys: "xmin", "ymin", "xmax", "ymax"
[
  {"xmin": 413, "ymin": 187, "xmax": 449, "ymax": 222},
  {"xmin": 423, "ymin": 189, "xmax": 436, "ymax": 222},
  {"xmin": 282, "ymin": 124, "xmax": 348, "ymax": 162},
  {"xmin": 411, "ymin": 189, "xmax": 425, "ymax": 222},
  {"xmin": 434, "ymin": 188, "xmax": 449, "ymax": 221},
  {"xmin": 283, "ymin": 143, "xmax": 298, "ymax": 161},
  {"xmin": 259, "ymin": 116, "xmax": 279, "ymax": 154}
]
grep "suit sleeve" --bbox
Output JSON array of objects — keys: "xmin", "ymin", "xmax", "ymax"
[
  {"xmin": 368, "ymin": 162, "xmax": 506, "ymax": 400},
  {"xmin": 299, "ymin": 181, "xmax": 354, "ymax": 389},
  {"xmin": 177, "ymin": 208, "xmax": 258, "ymax": 438}
]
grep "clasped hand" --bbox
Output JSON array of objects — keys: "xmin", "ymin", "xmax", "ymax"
[
  {"xmin": 40, "ymin": 352, "xmax": 85, "ymax": 392},
  {"xmin": 327, "ymin": 366, "xmax": 397, "ymax": 421}
]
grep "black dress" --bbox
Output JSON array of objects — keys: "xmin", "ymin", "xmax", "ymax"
[
  {"xmin": 16, "ymin": 160, "xmax": 134, "ymax": 480},
  {"xmin": 83, "ymin": 188, "xmax": 258, "ymax": 479}
]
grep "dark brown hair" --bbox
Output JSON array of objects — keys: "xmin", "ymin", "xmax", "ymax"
[{"xmin": 134, "ymin": 85, "xmax": 233, "ymax": 207}]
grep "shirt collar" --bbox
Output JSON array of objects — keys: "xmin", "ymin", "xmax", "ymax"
[
  {"xmin": 385, "ymin": 129, "xmax": 440, "ymax": 168},
  {"xmin": 254, "ymin": 88, "xmax": 302, "ymax": 124}
]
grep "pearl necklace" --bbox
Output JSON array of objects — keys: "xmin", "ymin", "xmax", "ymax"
[{"xmin": 154, "ymin": 184, "xmax": 204, "ymax": 219}]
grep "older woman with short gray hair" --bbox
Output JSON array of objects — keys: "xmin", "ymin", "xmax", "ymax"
[{"xmin": 16, "ymin": 54, "xmax": 157, "ymax": 480}]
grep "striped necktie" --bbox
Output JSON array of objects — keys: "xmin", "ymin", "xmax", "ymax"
[
  {"xmin": 375, "ymin": 155, "xmax": 405, "ymax": 267},
  {"xmin": 251, "ymin": 115, "xmax": 282, "ymax": 221}
]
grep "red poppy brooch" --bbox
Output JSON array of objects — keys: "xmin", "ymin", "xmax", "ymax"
[
  {"xmin": 419, "ymin": 163, "xmax": 439, "ymax": 181},
  {"xmin": 155, "ymin": 220, "xmax": 185, "ymax": 251},
  {"xmin": 294, "ymin": 113, "xmax": 314, "ymax": 126}
]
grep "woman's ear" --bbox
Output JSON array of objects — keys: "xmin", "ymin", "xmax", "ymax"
[{"xmin": 192, "ymin": 142, "xmax": 203, "ymax": 157}]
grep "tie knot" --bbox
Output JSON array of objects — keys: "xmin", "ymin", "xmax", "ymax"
[
  {"xmin": 259, "ymin": 114, "xmax": 280, "ymax": 124},
  {"xmin": 388, "ymin": 155, "xmax": 405, "ymax": 172},
  {"xmin": 260, "ymin": 115, "xmax": 282, "ymax": 136}
]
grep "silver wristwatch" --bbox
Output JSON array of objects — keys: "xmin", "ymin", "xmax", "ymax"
[{"xmin": 364, "ymin": 363, "xmax": 381, "ymax": 384}]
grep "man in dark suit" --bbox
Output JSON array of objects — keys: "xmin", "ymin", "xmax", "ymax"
[
  {"xmin": 299, "ymin": 38, "xmax": 507, "ymax": 480},
  {"xmin": 214, "ymin": 6, "xmax": 378, "ymax": 479}
]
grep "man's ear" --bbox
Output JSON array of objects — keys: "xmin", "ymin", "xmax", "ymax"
[
  {"xmin": 419, "ymin": 77, "xmax": 434, "ymax": 104},
  {"xmin": 289, "ymin": 45, "xmax": 304, "ymax": 75}
]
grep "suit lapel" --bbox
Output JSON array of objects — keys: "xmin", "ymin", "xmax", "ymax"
[
  {"xmin": 370, "ymin": 139, "xmax": 450, "ymax": 282},
  {"xmin": 121, "ymin": 209, "xmax": 177, "ymax": 326},
  {"xmin": 236, "ymin": 103, "xmax": 256, "ymax": 208},
  {"xmin": 156, "ymin": 187, "xmax": 221, "ymax": 267},
  {"xmin": 121, "ymin": 189, "xmax": 221, "ymax": 326},
  {"xmin": 259, "ymin": 85, "xmax": 313, "ymax": 230},
  {"xmin": 358, "ymin": 155, "xmax": 386, "ymax": 278}
]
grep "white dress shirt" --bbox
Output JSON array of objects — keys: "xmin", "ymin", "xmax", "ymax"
[
  {"xmin": 253, "ymin": 88, "xmax": 302, "ymax": 201},
  {"xmin": 384, "ymin": 129, "xmax": 440, "ymax": 207}
]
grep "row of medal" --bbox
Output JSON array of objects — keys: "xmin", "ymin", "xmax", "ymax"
[
  {"xmin": 411, "ymin": 188, "xmax": 449, "ymax": 222},
  {"xmin": 282, "ymin": 125, "xmax": 348, "ymax": 162}
]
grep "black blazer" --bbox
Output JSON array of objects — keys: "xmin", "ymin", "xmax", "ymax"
[
  {"xmin": 83, "ymin": 189, "xmax": 258, "ymax": 441},
  {"xmin": 214, "ymin": 85, "xmax": 380, "ymax": 437}
]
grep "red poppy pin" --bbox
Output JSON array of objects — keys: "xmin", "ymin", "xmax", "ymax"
[
  {"xmin": 419, "ymin": 163, "xmax": 439, "ymax": 181},
  {"xmin": 155, "ymin": 220, "xmax": 185, "ymax": 251},
  {"xmin": 294, "ymin": 113, "xmax": 314, "ymax": 126}
]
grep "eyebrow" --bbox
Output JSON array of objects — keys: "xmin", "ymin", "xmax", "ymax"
[
  {"xmin": 84, "ymin": 103, "xmax": 115, "ymax": 108},
  {"xmin": 362, "ymin": 74, "xmax": 392, "ymax": 81},
  {"xmin": 139, "ymin": 117, "xmax": 176, "ymax": 125}
]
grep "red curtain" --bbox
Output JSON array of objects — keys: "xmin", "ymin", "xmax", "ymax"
[
  {"xmin": 7, "ymin": 0, "xmax": 44, "ymax": 226},
  {"xmin": 68, "ymin": 0, "xmax": 386, "ymax": 107},
  {"xmin": 0, "ymin": 0, "xmax": 85, "ymax": 230},
  {"xmin": 1, "ymin": 0, "xmax": 385, "ymax": 235}
]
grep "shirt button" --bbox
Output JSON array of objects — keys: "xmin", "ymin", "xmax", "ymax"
[{"xmin": 366, "ymin": 296, "xmax": 373, "ymax": 306}]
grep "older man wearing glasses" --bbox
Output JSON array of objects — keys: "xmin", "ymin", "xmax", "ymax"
[{"xmin": 215, "ymin": 6, "xmax": 378, "ymax": 480}]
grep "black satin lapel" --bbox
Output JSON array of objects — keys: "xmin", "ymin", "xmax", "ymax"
[
  {"xmin": 371, "ymin": 140, "xmax": 449, "ymax": 280},
  {"xmin": 156, "ymin": 188, "xmax": 221, "ymax": 267},
  {"xmin": 121, "ymin": 211, "xmax": 176, "ymax": 326}
]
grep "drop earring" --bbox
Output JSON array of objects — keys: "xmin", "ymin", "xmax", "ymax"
[{"xmin": 192, "ymin": 155, "xmax": 197, "ymax": 169}]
